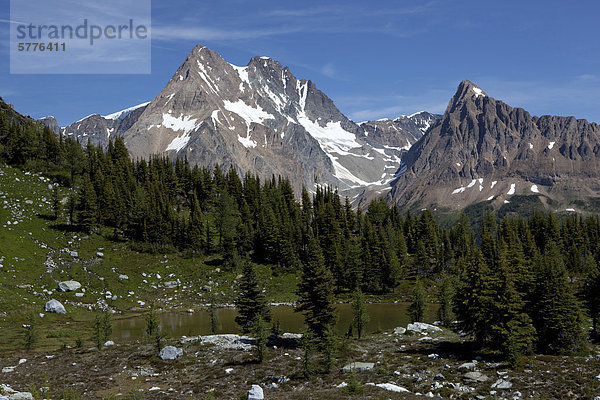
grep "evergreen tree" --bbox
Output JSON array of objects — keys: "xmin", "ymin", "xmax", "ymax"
[
  {"xmin": 437, "ymin": 274, "xmax": 455, "ymax": 326},
  {"xmin": 408, "ymin": 279, "xmax": 427, "ymax": 323},
  {"xmin": 351, "ymin": 288, "xmax": 369, "ymax": 339},
  {"xmin": 76, "ymin": 174, "xmax": 98, "ymax": 232},
  {"xmin": 234, "ymin": 261, "xmax": 271, "ymax": 333},
  {"xmin": 532, "ymin": 241, "xmax": 584, "ymax": 354},
  {"xmin": 584, "ymin": 255, "xmax": 600, "ymax": 339},
  {"xmin": 296, "ymin": 237, "xmax": 337, "ymax": 343}
]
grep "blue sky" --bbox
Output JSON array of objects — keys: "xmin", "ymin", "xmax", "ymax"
[{"xmin": 1, "ymin": 0, "xmax": 600, "ymax": 126}]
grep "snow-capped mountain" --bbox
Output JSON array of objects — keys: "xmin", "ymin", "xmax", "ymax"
[
  {"xmin": 60, "ymin": 102, "xmax": 149, "ymax": 148},
  {"xmin": 388, "ymin": 80, "xmax": 600, "ymax": 212},
  {"xmin": 360, "ymin": 111, "xmax": 441, "ymax": 150},
  {"xmin": 104, "ymin": 45, "xmax": 414, "ymax": 195}
]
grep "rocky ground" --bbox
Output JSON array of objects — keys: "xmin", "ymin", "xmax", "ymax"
[{"xmin": 2, "ymin": 323, "xmax": 600, "ymax": 399}]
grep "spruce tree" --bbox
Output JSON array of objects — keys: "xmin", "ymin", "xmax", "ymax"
[
  {"xmin": 437, "ymin": 274, "xmax": 455, "ymax": 326},
  {"xmin": 532, "ymin": 241, "xmax": 584, "ymax": 354},
  {"xmin": 296, "ymin": 236, "xmax": 337, "ymax": 343},
  {"xmin": 408, "ymin": 279, "xmax": 427, "ymax": 323},
  {"xmin": 351, "ymin": 288, "xmax": 369, "ymax": 339},
  {"xmin": 234, "ymin": 261, "xmax": 271, "ymax": 333},
  {"xmin": 584, "ymin": 256, "xmax": 600, "ymax": 339}
]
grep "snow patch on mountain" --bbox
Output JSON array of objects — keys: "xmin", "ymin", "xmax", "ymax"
[
  {"xmin": 103, "ymin": 102, "xmax": 150, "ymax": 120},
  {"xmin": 160, "ymin": 113, "xmax": 200, "ymax": 133}
]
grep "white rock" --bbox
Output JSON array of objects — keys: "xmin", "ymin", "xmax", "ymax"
[
  {"xmin": 104, "ymin": 340, "xmax": 115, "ymax": 347},
  {"xmin": 406, "ymin": 322, "xmax": 442, "ymax": 333},
  {"xmin": 119, "ymin": 274, "xmax": 129, "ymax": 280},
  {"xmin": 247, "ymin": 385, "xmax": 264, "ymax": 400},
  {"xmin": 158, "ymin": 346, "xmax": 183, "ymax": 360},
  {"xmin": 57, "ymin": 280, "xmax": 81, "ymax": 292},
  {"xmin": 44, "ymin": 299, "xmax": 66, "ymax": 314},
  {"xmin": 10, "ymin": 393, "xmax": 34, "ymax": 400},
  {"xmin": 2, "ymin": 366, "xmax": 15, "ymax": 373},
  {"xmin": 492, "ymin": 379, "xmax": 512, "ymax": 389}
]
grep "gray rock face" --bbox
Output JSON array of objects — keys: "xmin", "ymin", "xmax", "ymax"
[
  {"xmin": 44, "ymin": 299, "xmax": 66, "ymax": 314},
  {"xmin": 360, "ymin": 111, "xmax": 441, "ymax": 149},
  {"xmin": 390, "ymin": 80, "xmax": 600, "ymax": 211},
  {"xmin": 39, "ymin": 116, "xmax": 60, "ymax": 134},
  {"xmin": 57, "ymin": 280, "xmax": 81, "ymax": 292},
  {"xmin": 63, "ymin": 102, "xmax": 149, "ymax": 148},
  {"xmin": 158, "ymin": 345, "xmax": 183, "ymax": 360},
  {"xmin": 463, "ymin": 371, "xmax": 489, "ymax": 383},
  {"xmin": 246, "ymin": 384, "xmax": 264, "ymax": 400},
  {"xmin": 342, "ymin": 362, "xmax": 375, "ymax": 373},
  {"xmin": 63, "ymin": 45, "xmax": 407, "ymax": 199}
]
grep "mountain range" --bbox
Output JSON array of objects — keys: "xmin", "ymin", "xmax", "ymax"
[{"xmin": 37, "ymin": 45, "xmax": 600, "ymax": 213}]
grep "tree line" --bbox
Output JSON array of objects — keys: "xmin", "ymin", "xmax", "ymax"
[{"xmin": 3, "ymin": 104, "xmax": 600, "ymax": 367}]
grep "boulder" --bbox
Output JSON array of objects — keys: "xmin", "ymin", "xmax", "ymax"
[
  {"xmin": 342, "ymin": 362, "xmax": 374, "ymax": 373},
  {"xmin": 247, "ymin": 385, "xmax": 264, "ymax": 400},
  {"xmin": 104, "ymin": 340, "xmax": 115, "ymax": 347},
  {"xmin": 393, "ymin": 327, "xmax": 406, "ymax": 334},
  {"xmin": 164, "ymin": 281, "xmax": 178, "ymax": 289},
  {"xmin": 57, "ymin": 280, "xmax": 81, "ymax": 292},
  {"xmin": 96, "ymin": 252, "xmax": 104, "ymax": 257},
  {"xmin": 406, "ymin": 322, "xmax": 442, "ymax": 333},
  {"xmin": 44, "ymin": 299, "xmax": 66, "ymax": 314},
  {"xmin": 67, "ymin": 250, "xmax": 78, "ymax": 258},
  {"xmin": 2, "ymin": 366, "xmax": 15, "ymax": 373},
  {"xmin": 118, "ymin": 274, "xmax": 129, "ymax": 280},
  {"xmin": 491, "ymin": 379, "xmax": 512, "ymax": 389},
  {"xmin": 458, "ymin": 362, "xmax": 476, "ymax": 371},
  {"xmin": 463, "ymin": 371, "xmax": 489, "ymax": 383},
  {"xmin": 9, "ymin": 393, "xmax": 34, "ymax": 400},
  {"xmin": 158, "ymin": 345, "xmax": 183, "ymax": 360}
]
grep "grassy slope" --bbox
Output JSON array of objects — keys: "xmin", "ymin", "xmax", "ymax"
[{"xmin": 0, "ymin": 163, "xmax": 299, "ymax": 351}]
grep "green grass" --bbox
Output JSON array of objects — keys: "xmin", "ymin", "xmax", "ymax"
[{"xmin": 0, "ymin": 163, "xmax": 308, "ymax": 352}]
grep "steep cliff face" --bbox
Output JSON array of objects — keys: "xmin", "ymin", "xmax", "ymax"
[
  {"xmin": 117, "ymin": 45, "xmax": 404, "ymax": 194},
  {"xmin": 389, "ymin": 80, "xmax": 600, "ymax": 211}
]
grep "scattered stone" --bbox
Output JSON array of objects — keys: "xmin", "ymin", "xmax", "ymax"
[
  {"xmin": 366, "ymin": 383, "xmax": 410, "ymax": 393},
  {"xmin": 158, "ymin": 346, "xmax": 183, "ymax": 360},
  {"xmin": 67, "ymin": 250, "xmax": 78, "ymax": 258},
  {"xmin": 118, "ymin": 274, "xmax": 129, "ymax": 281},
  {"xmin": 247, "ymin": 385, "xmax": 263, "ymax": 400},
  {"xmin": 434, "ymin": 373, "xmax": 445, "ymax": 381},
  {"xmin": 9, "ymin": 393, "xmax": 34, "ymax": 400},
  {"xmin": 104, "ymin": 340, "xmax": 115, "ymax": 347},
  {"xmin": 197, "ymin": 334, "xmax": 255, "ymax": 350},
  {"xmin": 225, "ymin": 368, "xmax": 233, "ymax": 374},
  {"xmin": 458, "ymin": 362, "xmax": 477, "ymax": 371},
  {"xmin": 164, "ymin": 281, "xmax": 178, "ymax": 289},
  {"xmin": 393, "ymin": 326, "xmax": 406, "ymax": 334},
  {"xmin": 96, "ymin": 252, "xmax": 104, "ymax": 257},
  {"xmin": 464, "ymin": 371, "xmax": 489, "ymax": 383},
  {"xmin": 406, "ymin": 322, "xmax": 443, "ymax": 334},
  {"xmin": 2, "ymin": 366, "xmax": 15, "ymax": 373},
  {"xmin": 57, "ymin": 280, "xmax": 81, "ymax": 292},
  {"xmin": 342, "ymin": 362, "xmax": 375, "ymax": 373},
  {"xmin": 44, "ymin": 299, "xmax": 66, "ymax": 314},
  {"xmin": 18, "ymin": 359, "xmax": 26, "ymax": 365},
  {"xmin": 492, "ymin": 379, "xmax": 512, "ymax": 389}
]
